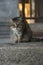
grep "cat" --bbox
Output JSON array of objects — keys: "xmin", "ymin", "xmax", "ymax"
[{"xmin": 10, "ymin": 17, "xmax": 32, "ymax": 43}]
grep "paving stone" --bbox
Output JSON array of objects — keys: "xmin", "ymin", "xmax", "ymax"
[{"xmin": 0, "ymin": 43, "xmax": 43, "ymax": 65}]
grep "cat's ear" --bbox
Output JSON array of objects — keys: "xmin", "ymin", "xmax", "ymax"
[
  {"xmin": 10, "ymin": 19, "xmax": 13, "ymax": 23},
  {"xmin": 9, "ymin": 19, "xmax": 14, "ymax": 27}
]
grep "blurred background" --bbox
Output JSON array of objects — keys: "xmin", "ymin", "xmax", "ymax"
[{"xmin": 0, "ymin": 0, "xmax": 43, "ymax": 43}]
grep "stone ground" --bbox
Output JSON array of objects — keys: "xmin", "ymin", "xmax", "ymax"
[{"xmin": 0, "ymin": 42, "xmax": 43, "ymax": 65}]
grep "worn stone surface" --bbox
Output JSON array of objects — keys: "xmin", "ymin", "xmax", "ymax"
[
  {"xmin": 0, "ymin": 43, "xmax": 43, "ymax": 65},
  {"xmin": 29, "ymin": 23, "xmax": 43, "ymax": 38}
]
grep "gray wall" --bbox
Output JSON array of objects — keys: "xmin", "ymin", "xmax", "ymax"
[{"xmin": 0, "ymin": 0, "xmax": 20, "ymax": 20}]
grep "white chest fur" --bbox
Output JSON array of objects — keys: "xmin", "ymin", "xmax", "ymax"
[{"xmin": 10, "ymin": 27, "xmax": 22, "ymax": 43}]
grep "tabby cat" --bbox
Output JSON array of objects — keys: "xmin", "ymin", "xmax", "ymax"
[{"xmin": 10, "ymin": 18, "xmax": 32, "ymax": 43}]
